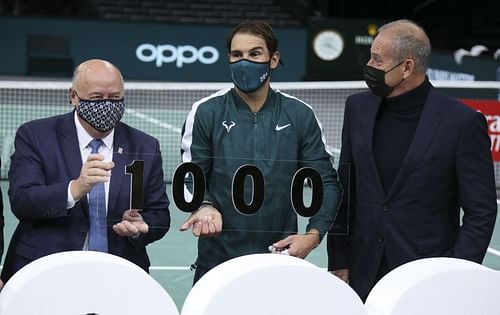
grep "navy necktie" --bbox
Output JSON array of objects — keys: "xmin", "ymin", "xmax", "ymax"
[{"xmin": 88, "ymin": 139, "xmax": 108, "ymax": 252}]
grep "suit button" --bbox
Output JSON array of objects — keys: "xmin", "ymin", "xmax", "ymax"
[
  {"xmin": 378, "ymin": 237, "xmax": 384, "ymax": 243},
  {"xmin": 383, "ymin": 205, "xmax": 388, "ymax": 212}
]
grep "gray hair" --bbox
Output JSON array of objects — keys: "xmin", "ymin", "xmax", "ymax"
[{"xmin": 378, "ymin": 19, "xmax": 431, "ymax": 74}]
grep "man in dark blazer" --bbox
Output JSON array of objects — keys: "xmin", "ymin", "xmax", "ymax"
[
  {"xmin": 327, "ymin": 19, "xmax": 497, "ymax": 301},
  {"xmin": 1, "ymin": 59, "xmax": 171, "ymax": 283}
]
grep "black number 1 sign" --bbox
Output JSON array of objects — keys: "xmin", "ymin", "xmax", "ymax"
[{"xmin": 125, "ymin": 160, "xmax": 144, "ymax": 210}]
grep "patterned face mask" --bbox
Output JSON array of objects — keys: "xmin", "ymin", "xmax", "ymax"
[{"xmin": 75, "ymin": 95, "xmax": 125, "ymax": 132}]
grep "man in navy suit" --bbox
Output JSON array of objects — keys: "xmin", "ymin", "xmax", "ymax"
[
  {"xmin": 327, "ymin": 20, "xmax": 497, "ymax": 301},
  {"xmin": 1, "ymin": 59, "xmax": 170, "ymax": 283}
]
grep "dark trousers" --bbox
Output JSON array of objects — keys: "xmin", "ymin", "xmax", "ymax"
[
  {"xmin": 193, "ymin": 265, "xmax": 210, "ymax": 285},
  {"xmin": 360, "ymin": 251, "xmax": 391, "ymax": 302}
]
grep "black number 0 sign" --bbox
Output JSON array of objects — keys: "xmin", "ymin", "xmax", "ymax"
[{"xmin": 171, "ymin": 163, "xmax": 324, "ymax": 217}]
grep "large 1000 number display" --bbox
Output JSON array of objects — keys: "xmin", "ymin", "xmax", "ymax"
[{"xmin": 127, "ymin": 161, "xmax": 324, "ymax": 217}]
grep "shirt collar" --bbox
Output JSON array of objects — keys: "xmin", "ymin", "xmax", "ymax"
[{"xmin": 74, "ymin": 111, "xmax": 114, "ymax": 150}]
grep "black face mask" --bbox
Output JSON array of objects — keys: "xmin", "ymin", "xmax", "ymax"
[{"xmin": 363, "ymin": 60, "xmax": 405, "ymax": 98}]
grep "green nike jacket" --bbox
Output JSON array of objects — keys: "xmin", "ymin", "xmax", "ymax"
[{"xmin": 181, "ymin": 87, "xmax": 341, "ymax": 272}]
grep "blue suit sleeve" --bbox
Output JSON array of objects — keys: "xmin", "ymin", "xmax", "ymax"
[{"xmin": 8, "ymin": 123, "xmax": 70, "ymax": 220}]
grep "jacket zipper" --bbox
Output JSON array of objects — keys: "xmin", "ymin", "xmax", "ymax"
[{"xmin": 253, "ymin": 112, "xmax": 258, "ymax": 166}]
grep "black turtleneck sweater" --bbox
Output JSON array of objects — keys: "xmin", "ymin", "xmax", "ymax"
[{"xmin": 373, "ymin": 78, "xmax": 431, "ymax": 195}]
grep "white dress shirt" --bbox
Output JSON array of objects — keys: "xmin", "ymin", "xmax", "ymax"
[{"xmin": 66, "ymin": 112, "xmax": 115, "ymax": 249}]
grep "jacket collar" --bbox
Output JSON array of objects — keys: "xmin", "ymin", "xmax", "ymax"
[{"xmin": 231, "ymin": 87, "xmax": 277, "ymax": 112}]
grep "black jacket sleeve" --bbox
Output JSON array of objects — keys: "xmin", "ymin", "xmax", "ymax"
[{"xmin": 453, "ymin": 111, "xmax": 497, "ymax": 262}]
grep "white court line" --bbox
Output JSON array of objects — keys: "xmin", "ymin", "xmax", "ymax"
[
  {"xmin": 487, "ymin": 247, "xmax": 500, "ymax": 257},
  {"xmin": 0, "ymin": 265, "xmax": 192, "ymax": 271},
  {"xmin": 125, "ymin": 108, "xmax": 182, "ymax": 134},
  {"xmin": 150, "ymin": 266, "xmax": 191, "ymax": 271}
]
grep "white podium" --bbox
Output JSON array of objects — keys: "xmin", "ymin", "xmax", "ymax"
[
  {"xmin": 2, "ymin": 252, "xmax": 499, "ymax": 315},
  {"xmin": 0, "ymin": 251, "xmax": 179, "ymax": 315},
  {"xmin": 365, "ymin": 257, "xmax": 500, "ymax": 315},
  {"xmin": 181, "ymin": 253, "xmax": 365, "ymax": 315}
]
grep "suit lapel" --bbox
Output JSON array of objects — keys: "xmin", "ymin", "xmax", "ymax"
[
  {"xmin": 362, "ymin": 94, "xmax": 386, "ymax": 197},
  {"xmin": 58, "ymin": 112, "xmax": 82, "ymax": 180},
  {"xmin": 58, "ymin": 112, "xmax": 87, "ymax": 210},
  {"xmin": 108, "ymin": 123, "xmax": 129, "ymax": 221},
  {"xmin": 57, "ymin": 111, "xmax": 88, "ymax": 217},
  {"xmin": 385, "ymin": 87, "xmax": 442, "ymax": 201}
]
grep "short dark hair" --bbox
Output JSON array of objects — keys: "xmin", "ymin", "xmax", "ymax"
[{"xmin": 226, "ymin": 21, "xmax": 279, "ymax": 55}]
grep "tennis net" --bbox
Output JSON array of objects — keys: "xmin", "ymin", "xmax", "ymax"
[{"xmin": 1, "ymin": 80, "xmax": 499, "ymax": 186}]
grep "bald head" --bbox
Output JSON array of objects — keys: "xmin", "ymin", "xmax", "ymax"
[
  {"xmin": 377, "ymin": 19, "xmax": 431, "ymax": 74},
  {"xmin": 69, "ymin": 59, "xmax": 125, "ymax": 137},
  {"xmin": 71, "ymin": 59, "xmax": 124, "ymax": 101}
]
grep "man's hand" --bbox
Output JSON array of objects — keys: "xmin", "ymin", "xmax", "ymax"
[
  {"xmin": 112, "ymin": 209, "xmax": 149, "ymax": 237},
  {"xmin": 70, "ymin": 154, "xmax": 114, "ymax": 201},
  {"xmin": 271, "ymin": 229, "xmax": 321, "ymax": 259},
  {"xmin": 331, "ymin": 269, "xmax": 349, "ymax": 284},
  {"xmin": 180, "ymin": 205, "xmax": 222, "ymax": 237}
]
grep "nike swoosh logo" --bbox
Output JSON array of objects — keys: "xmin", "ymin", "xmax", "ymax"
[{"xmin": 275, "ymin": 123, "xmax": 291, "ymax": 131}]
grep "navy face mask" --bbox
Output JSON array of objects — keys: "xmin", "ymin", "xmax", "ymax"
[
  {"xmin": 229, "ymin": 59, "xmax": 271, "ymax": 93},
  {"xmin": 363, "ymin": 60, "xmax": 405, "ymax": 98},
  {"xmin": 75, "ymin": 96, "xmax": 125, "ymax": 132}
]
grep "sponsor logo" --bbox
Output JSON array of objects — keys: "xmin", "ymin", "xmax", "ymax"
[
  {"xmin": 485, "ymin": 114, "xmax": 500, "ymax": 153},
  {"xmin": 259, "ymin": 72, "xmax": 268, "ymax": 83},
  {"xmin": 136, "ymin": 43, "xmax": 219, "ymax": 68},
  {"xmin": 462, "ymin": 100, "xmax": 500, "ymax": 161},
  {"xmin": 354, "ymin": 24, "xmax": 378, "ymax": 46},
  {"xmin": 354, "ymin": 35, "xmax": 373, "ymax": 45},
  {"xmin": 275, "ymin": 123, "xmax": 291, "ymax": 131},
  {"xmin": 426, "ymin": 68, "xmax": 475, "ymax": 81},
  {"xmin": 222, "ymin": 121, "xmax": 235, "ymax": 133}
]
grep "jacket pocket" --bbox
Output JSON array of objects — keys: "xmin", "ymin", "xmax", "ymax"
[{"xmin": 416, "ymin": 234, "xmax": 454, "ymax": 256}]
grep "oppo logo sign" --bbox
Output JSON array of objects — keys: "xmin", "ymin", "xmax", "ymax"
[{"xmin": 136, "ymin": 43, "xmax": 219, "ymax": 68}]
